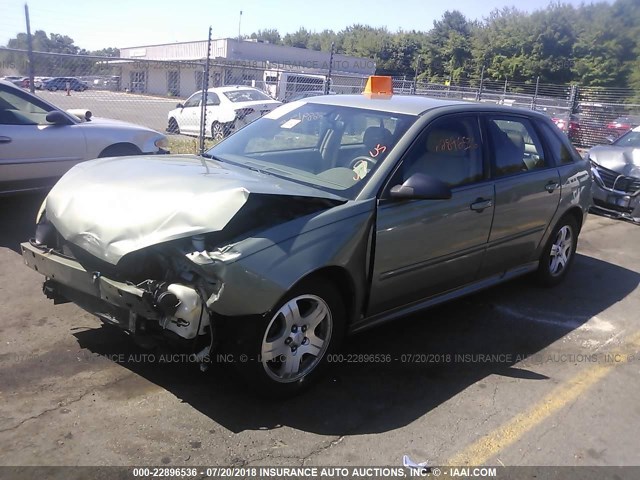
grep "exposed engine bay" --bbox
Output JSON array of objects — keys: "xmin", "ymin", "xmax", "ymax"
[{"xmin": 28, "ymin": 192, "xmax": 342, "ymax": 363}]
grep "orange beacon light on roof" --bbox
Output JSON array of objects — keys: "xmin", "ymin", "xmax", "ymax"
[{"xmin": 363, "ymin": 76, "xmax": 394, "ymax": 96}]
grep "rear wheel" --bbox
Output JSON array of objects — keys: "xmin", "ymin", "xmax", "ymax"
[
  {"xmin": 536, "ymin": 215, "xmax": 578, "ymax": 287},
  {"xmin": 211, "ymin": 122, "xmax": 228, "ymax": 141},
  {"xmin": 232, "ymin": 278, "xmax": 346, "ymax": 397}
]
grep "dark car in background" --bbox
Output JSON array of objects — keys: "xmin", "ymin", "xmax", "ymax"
[{"xmin": 43, "ymin": 77, "xmax": 88, "ymax": 92}]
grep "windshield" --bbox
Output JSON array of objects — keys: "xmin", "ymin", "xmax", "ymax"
[
  {"xmin": 613, "ymin": 130, "xmax": 640, "ymax": 148},
  {"xmin": 223, "ymin": 89, "xmax": 272, "ymax": 103},
  {"xmin": 206, "ymin": 101, "xmax": 417, "ymax": 199}
]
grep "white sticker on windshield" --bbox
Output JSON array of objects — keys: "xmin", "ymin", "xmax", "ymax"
[
  {"xmin": 281, "ymin": 118, "xmax": 301, "ymax": 129},
  {"xmin": 263, "ymin": 101, "xmax": 305, "ymax": 120}
]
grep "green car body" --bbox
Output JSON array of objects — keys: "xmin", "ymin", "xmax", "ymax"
[{"xmin": 22, "ymin": 94, "xmax": 592, "ymax": 394}]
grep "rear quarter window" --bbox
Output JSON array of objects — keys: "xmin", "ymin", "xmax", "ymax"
[{"xmin": 538, "ymin": 120, "xmax": 580, "ymax": 165}]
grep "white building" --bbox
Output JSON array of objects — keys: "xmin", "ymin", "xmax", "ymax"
[{"xmin": 113, "ymin": 38, "xmax": 376, "ymax": 98}]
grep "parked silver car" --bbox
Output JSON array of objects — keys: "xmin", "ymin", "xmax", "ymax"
[
  {"xmin": 0, "ymin": 80, "xmax": 168, "ymax": 195},
  {"xmin": 588, "ymin": 125, "xmax": 640, "ymax": 222},
  {"xmin": 22, "ymin": 88, "xmax": 592, "ymax": 395}
]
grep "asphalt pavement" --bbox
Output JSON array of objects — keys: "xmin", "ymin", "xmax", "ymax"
[{"xmin": 0, "ymin": 193, "xmax": 639, "ymax": 470}]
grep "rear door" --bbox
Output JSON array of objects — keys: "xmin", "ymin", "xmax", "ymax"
[
  {"xmin": 368, "ymin": 114, "xmax": 494, "ymax": 315},
  {"xmin": 478, "ymin": 115, "xmax": 561, "ymax": 277}
]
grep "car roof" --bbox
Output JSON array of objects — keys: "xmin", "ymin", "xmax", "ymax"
[
  {"xmin": 301, "ymin": 93, "xmax": 549, "ymax": 118},
  {"xmin": 208, "ymin": 85, "xmax": 264, "ymax": 93}
]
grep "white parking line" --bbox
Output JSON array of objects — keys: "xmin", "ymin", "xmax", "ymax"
[{"xmin": 494, "ymin": 304, "xmax": 615, "ymax": 333}]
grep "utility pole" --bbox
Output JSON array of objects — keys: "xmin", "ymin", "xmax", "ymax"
[
  {"xmin": 25, "ymin": 3, "xmax": 35, "ymax": 93},
  {"xmin": 238, "ymin": 11, "xmax": 242, "ymax": 42}
]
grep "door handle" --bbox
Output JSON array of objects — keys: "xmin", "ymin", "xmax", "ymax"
[
  {"xmin": 470, "ymin": 198, "xmax": 493, "ymax": 212},
  {"xmin": 545, "ymin": 181, "xmax": 560, "ymax": 193},
  {"xmin": 0, "ymin": 136, "xmax": 12, "ymax": 144}
]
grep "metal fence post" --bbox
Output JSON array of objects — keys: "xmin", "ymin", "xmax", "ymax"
[
  {"xmin": 531, "ymin": 76, "xmax": 540, "ymax": 110},
  {"xmin": 199, "ymin": 26, "xmax": 212, "ymax": 154},
  {"xmin": 325, "ymin": 42, "xmax": 335, "ymax": 95},
  {"xmin": 476, "ymin": 65, "xmax": 485, "ymax": 101}
]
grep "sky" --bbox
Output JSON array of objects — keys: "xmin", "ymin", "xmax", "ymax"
[{"xmin": 1, "ymin": 0, "xmax": 612, "ymax": 51}]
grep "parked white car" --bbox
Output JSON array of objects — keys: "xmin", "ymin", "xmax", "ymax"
[
  {"xmin": 167, "ymin": 86, "xmax": 281, "ymax": 140},
  {"xmin": 0, "ymin": 79, "xmax": 169, "ymax": 195}
]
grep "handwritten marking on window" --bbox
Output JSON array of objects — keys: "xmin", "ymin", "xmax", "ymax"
[
  {"xmin": 369, "ymin": 144, "xmax": 387, "ymax": 157},
  {"xmin": 435, "ymin": 136, "xmax": 478, "ymax": 152}
]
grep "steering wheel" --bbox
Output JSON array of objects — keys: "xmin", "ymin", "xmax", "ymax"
[{"xmin": 348, "ymin": 155, "xmax": 377, "ymax": 170}]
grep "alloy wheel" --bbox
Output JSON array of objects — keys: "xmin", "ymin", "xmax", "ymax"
[
  {"xmin": 261, "ymin": 294, "xmax": 333, "ymax": 383},
  {"xmin": 549, "ymin": 225, "xmax": 573, "ymax": 276}
]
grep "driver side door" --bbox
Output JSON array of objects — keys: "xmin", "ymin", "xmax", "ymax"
[
  {"xmin": 177, "ymin": 93, "xmax": 202, "ymax": 135},
  {"xmin": 368, "ymin": 114, "xmax": 495, "ymax": 315},
  {"xmin": 0, "ymin": 83, "xmax": 85, "ymax": 193}
]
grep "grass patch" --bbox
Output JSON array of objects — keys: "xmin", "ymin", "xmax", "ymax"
[{"xmin": 168, "ymin": 135, "xmax": 217, "ymax": 154}]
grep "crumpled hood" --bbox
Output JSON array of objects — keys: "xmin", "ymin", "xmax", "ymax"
[
  {"xmin": 589, "ymin": 145, "xmax": 640, "ymax": 178},
  {"xmin": 45, "ymin": 155, "xmax": 342, "ymax": 265}
]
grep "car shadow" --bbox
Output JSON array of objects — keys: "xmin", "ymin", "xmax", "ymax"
[
  {"xmin": 0, "ymin": 192, "xmax": 48, "ymax": 253},
  {"xmin": 73, "ymin": 252, "xmax": 640, "ymax": 435}
]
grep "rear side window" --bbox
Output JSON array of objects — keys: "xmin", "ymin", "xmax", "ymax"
[
  {"xmin": 486, "ymin": 116, "xmax": 546, "ymax": 177},
  {"xmin": 538, "ymin": 121, "xmax": 577, "ymax": 165}
]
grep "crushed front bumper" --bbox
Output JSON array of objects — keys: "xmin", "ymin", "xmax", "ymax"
[
  {"xmin": 21, "ymin": 241, "xmax": 160, "ymax": 322},
  {"xmin": 590, "ymin": 166, "xmax": 640, "ymax": 222}
]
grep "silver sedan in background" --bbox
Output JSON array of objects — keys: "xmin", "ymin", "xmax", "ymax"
[
  {"xmin": 588, "ymin": 125, "xmax": 640, "ymax": 222},
  {"xmin": 0, "ymin": 79, "xmax": 168, "ymax": 195}
]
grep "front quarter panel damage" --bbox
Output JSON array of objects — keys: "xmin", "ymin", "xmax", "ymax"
[{"xmin": 194, "ymin": 199, "xmax": 376, "ymax": 321}]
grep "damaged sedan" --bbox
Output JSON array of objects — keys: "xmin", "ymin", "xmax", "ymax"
[
  {"xmin": 588, "ymin": 125, "xmax": 640, "ymax": 223},
  {"xmin": 22, "ymin": 78, "xmax": 593, "ymax": 395}
]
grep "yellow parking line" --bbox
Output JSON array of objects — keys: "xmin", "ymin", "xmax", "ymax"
[{"xmin": 446, "ymin": 331, "xmax": 640, "ymax": 466}]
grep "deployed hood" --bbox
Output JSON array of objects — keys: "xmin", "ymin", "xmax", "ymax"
[
  {"xmin": 589, "ymin": 145, "xmax": 640, "ymax": 178},
  {"xmin": 45, "ymin": 155, "xmax": 343, "ymax": 264}
]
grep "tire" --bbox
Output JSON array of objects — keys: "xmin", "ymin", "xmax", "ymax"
[
  {"xmin": 98, "ymin": 144, "xmax": 142, "ymax": 158},
  {"xmin": 231, "ymin": 278, "xmax": 346, "ymax": 397},
  {"xmin": 536, "ymin": 215, "xmax": 578, "ymax": 287},
  {"xmin": 49, "ymin": 86, "xmax": 58, "ymax": 92},
  {"xmin": 167, "ymin": 118, "xmax": 180, "ymax": 134},
  {"xmin": 211, "ymin": 121, "xmax": 227, "ymax": 141}
]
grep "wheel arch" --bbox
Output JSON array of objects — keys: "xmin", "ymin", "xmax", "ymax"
[
  {"xmin": 98, "ymin": 142, "xmax": 142, "ymax": 158},
  {"xmin": 290, "ymin": 266, "xmax": 357, "ymax": 325}
]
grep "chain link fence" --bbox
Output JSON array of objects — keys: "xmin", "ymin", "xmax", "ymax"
[{"xmin": 2, "ymin": 47, "xmax": 639, "ymax": 152}]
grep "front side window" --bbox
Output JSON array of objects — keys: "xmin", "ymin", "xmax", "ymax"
[
  {"xmin": 183, "ymin": 94, "xmax": 200, "ymax": 108},
  {"xmin": 400, "ymin": 115, "xmax": 483, "ymax": 188},
  {"xmin": 207, "ymin": 102, "xmax": 417, "ymax": 198},
  {"xmin": 0, "ymin": 86, "xmax": 55, "ymax": 125},
  {"xmin": 486, "ymin": 116, "xmax": 546, "ymax": 176}
]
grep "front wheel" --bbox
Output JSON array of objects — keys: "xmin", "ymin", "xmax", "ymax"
[
  {"xmin": 232, "ymin": 279, "xmax": 346, "ymax": 397},
  {"xmin": 536, "ymin": 215, "xmax": 578, "ymax": 287}
]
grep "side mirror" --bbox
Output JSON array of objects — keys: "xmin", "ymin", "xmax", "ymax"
[
  {"xmin": 45, "ymin": 110, "xmax": 72, "ymax": 125},
  {"xmin": 176, "ymin": 103, "xmax": 184, "ymax": 109},
  {"xmin": 389, "ymin": 173, "xmax": 452, "ymax": 200}
]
